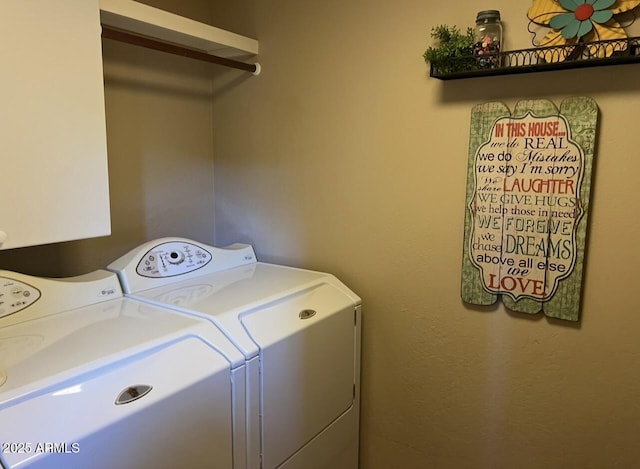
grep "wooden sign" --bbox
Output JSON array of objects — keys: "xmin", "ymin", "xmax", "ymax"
[{"xmin": 461, "ymin": 98, "xmax": 598, "ymax": 321}]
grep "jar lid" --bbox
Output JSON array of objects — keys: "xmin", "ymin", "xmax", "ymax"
[{"xmin": 476, "ymin": 10, "xmax": 501, "ymax": 21}]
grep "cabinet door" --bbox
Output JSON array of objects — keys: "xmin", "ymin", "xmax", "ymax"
[{"xmin": 0, "ymin": 0, "xmax": 110, "ymax": 250}]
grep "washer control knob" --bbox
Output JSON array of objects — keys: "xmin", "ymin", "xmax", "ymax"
[{"xmin": 167, "ymin": 250, "xmax": 185, "ymax": 265}]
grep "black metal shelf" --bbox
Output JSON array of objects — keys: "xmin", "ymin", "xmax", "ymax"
[{"xmin": 429, "ymin": 36, "xmax": 640, "ymax": 80}]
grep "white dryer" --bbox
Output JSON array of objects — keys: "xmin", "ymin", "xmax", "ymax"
[
  {"xmin": 0, "ymin": 269, "xmax": 247, "ymax": 469},
  {"xmin": 107, "ymin": 238, "xmax": 362, "ymax": 469}
]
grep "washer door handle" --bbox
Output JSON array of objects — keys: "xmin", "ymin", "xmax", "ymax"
[
  {"xmin": 299, "ymin": 309, "xmax": 316, "ymax": 320},
  {"xmin": 115, "ymin": 384, "xmax": 153, "ymax": 405}
]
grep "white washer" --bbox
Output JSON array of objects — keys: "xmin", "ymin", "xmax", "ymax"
[
  {"xmin": 108, "ymin": 238, "xmax": 362, "ymax": 469},
  {"xmin": 0, "ymin": 269, "xmax": 247, "ymax": 469}
]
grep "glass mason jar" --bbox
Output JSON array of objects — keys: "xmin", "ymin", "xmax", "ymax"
[{"xmin": 473, "ymin": 10, "xmax": 503, "ymax": 69}]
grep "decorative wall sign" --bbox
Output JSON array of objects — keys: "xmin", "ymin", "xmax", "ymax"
[{"xmin": 461, "ymin": 97, "xmax": 598, "ymax": 321}]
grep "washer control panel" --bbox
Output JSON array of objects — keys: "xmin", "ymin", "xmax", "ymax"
[
  {"xmin": 0, "ymin": 277, "xmax": 41, "ymax": 319},
  {"xmin": 136, "ymin": 241, "xmax": 212, "ymax": 278}
]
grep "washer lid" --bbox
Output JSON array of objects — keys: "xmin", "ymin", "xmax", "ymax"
[
  {"xmin": 0, "ymin": 295, "xmax": 244, "ymax": 405},
  {"xmin": 1, "ymin": 336, "xmax": 234, "ymax": 469}
]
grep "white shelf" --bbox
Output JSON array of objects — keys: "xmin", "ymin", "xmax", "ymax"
[{"xmin": 99, "ymin": 0, "xmax": 258, "ymax": 58}]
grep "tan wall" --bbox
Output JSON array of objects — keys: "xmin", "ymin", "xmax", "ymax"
[
  {"xmin": 210, "ymin": 1, "xmax": 640, "ymax": 468},
  {"xmin": 2, "ymin": 1, "xmax": 640, "ymax": 468},
  {"xmin": 0, "ymin": 0, "xmax": 218, "ymax": 276}
]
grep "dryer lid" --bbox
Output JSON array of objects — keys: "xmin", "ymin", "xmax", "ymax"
[{"xmin": 122, "ymin": 262, "xmax": 344, "ymax": 357}]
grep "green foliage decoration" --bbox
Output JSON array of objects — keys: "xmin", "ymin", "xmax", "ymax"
[{"xmin": 423, "ymin": 25, "xmax": 476, "ymax": 73}]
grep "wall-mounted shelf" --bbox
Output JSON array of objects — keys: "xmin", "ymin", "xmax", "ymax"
[
  {"xmin": 99, "ymin": 0, "xmax": 258, "ymax": 58},
  {"xmin": 430, "ymin": 36, "xmax": 640, "ymax": 80}
]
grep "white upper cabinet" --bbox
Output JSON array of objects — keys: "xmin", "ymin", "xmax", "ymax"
[{"xmin": 0, "ymin": 0, "xmax": 110, "ymax": 250}]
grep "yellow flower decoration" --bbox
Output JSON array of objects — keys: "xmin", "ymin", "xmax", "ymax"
[{"xmin": 528, "ymin": 0, "xmax": 640, "ymax": 61}]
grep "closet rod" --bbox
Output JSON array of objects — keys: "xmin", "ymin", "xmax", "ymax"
[{"xmin": 101, "ymin": 26, "xmax": 261, "ymax": 75}]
